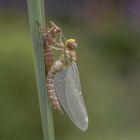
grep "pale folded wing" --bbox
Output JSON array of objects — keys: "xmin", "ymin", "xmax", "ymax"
[{"xmin": 54, "ymin": 63, "xmax": 88, "ymax": 131}]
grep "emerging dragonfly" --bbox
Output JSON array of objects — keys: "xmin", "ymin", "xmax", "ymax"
[{"xmin": 42, "ymin": 22, "xmax": 88, "ymax": 131}]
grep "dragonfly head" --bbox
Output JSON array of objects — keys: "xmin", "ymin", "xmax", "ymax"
[{"xmin": 65, "ymin": 39, "xmax": 77, "ymax": 49}]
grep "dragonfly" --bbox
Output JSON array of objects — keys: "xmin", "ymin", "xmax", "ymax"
[{"xmin": 42, "ymin": 22, "xmax": 88, "ymax": 131}]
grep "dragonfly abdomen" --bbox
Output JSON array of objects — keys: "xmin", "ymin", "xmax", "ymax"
[
  {"xmin": 47, "ymin": 60, "xmax": 64, "ymax": 113},
  {"xmin": 47, "ymin": 49, "xmax": 76, "ymax": 112}
]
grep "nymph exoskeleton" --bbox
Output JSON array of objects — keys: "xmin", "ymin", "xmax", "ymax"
[{"xmin": 42, "ymin": 21, "xmax": 61, "ymax": 72}]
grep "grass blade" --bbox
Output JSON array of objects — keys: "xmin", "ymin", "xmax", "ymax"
[{"xmin": 27, "ymin": 0, "xmax": 55, "ymax": 140}]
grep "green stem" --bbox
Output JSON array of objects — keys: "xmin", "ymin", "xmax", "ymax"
[{"xmin": 27, "ymin": 0, "xmax": 55, "ymax": 140}]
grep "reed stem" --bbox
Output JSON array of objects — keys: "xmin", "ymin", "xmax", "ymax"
[{"xmin": 27, "ymin": 0, "xmax": 55, "ymax": 140}]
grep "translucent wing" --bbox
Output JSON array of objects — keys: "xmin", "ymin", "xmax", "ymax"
[{"xmin": 54, "ymin": 63, "xmax": 88, "ymax": 131}]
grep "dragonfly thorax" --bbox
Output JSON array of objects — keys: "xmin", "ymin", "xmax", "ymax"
[{"xmin": 61, "ymin": 48, "xmax": 76, "ymax": 65}]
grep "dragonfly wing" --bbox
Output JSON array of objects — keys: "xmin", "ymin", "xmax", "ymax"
[{"xmin": 54, "ymin": 63, "xmax": 88, "ymax": 131}]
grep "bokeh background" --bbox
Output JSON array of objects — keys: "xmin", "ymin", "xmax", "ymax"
[{"xmin": 0, "ymin": 0, "xmax": 140, "ymax": 140}]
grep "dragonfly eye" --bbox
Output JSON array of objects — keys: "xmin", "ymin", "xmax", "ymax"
[{"xmin": 65, "ymin": 39, "xmax": 77, "ymax": 48}]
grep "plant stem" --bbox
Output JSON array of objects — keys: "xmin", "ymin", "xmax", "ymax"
[{"xmin": 27, "ymin": 0, "xmax": 55, "ymax": 140}]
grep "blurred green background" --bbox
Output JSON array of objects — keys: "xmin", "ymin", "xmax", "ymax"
[{"xmin": 0, "ymin": 1, "xmax": 140, "ymax": 140}]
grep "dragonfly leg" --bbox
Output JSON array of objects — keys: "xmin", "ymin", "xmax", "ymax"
[
  {"xmin": 54, "ymin": 40, "xmax": 65, "ymax": 48},
  {"xmin": 52, "ymin": 46, "xmax": 63, "ymax": 51}
]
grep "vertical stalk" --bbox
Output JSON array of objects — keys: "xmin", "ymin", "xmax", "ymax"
[{"xmin": 27, "ymin": 0, "xmax": 55, "ymax": 140}]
